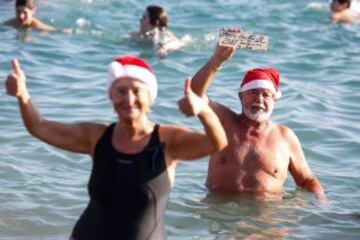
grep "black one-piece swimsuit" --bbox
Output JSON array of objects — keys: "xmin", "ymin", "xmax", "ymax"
[{"xmin": 71, "ymin": 123, "xmax": 171, "ymax": 240}]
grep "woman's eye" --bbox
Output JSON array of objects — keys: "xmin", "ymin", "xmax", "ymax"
[{"xmin": 135, "ymin": 88, "xmax": 146, "ymax": 96}]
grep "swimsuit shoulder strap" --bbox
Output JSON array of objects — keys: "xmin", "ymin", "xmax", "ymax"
[
  {"xmin": 95, "ymin": 122, "xmax": 116, "ymax": 150},
  {"xmin": 147, "ymin": 124, "xmax": 161, "ymax": 148}
]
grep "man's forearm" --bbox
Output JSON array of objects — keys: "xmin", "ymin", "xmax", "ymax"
[
  {"xmin": 300, "ymin": 177, "xmax": 327, "ymax": 200},
  {"xmin": 191, "ymin": 57, "xmax": 221, "ymax": 97}
]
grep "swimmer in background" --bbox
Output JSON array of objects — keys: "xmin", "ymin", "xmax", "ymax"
[
  {"xmin": 330, "ymin": 0, "xmax": 360, "ymax": 23},
  {"xmin": 4, "ymin": 0, "xmax": 72, "ymax": 33},
  {"xmin": 131, "ymin": 5, "xmax": 190, "ymax": 55}
]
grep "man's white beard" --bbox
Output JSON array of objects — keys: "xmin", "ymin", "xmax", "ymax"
[{"xmin": 243, "ymin": 104, "xmax": 274, "ymax": 123}]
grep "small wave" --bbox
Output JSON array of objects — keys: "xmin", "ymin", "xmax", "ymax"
[
  {"xmin": 76, "ymin": 18, "xmax": 91, "ymax": 28},
  {"xmin": 180, "ymin": 34, "xmax": 192, "ymax": 44},
  {"xmin": 351, "ymin": 0, "xmax": 360, "ymax": 12},
  {"xmin": 306, "ymin": 2, "xmax": 328, "ymax": 10},
  {"xmin": 90, "ymin": 30, "xmax": 104, "ymax": 36},
  {"xmin": 204, "ymin": 32, "xmax": 217, "ymax": 42}
]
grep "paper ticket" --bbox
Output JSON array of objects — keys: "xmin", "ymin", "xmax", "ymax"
[{"xmin": 218, "ymin": 29, "xmax": 269, "ymax": 51}]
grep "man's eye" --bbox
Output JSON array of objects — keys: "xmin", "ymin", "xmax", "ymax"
[{"xmin": 263, "ymin": 93, "xmax": 274, "ymax": 100}]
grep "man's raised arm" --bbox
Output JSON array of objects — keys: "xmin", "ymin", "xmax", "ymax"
[
  {"xmin": 191, "ymin": 45, "xmax": 234, "ymax": 97},
  {"xmin": 190, "ymin": 29, "xmax": 239, "ymax": 97}
]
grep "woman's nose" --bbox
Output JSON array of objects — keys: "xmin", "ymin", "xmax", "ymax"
[{"xmin": 125, "ymin": 91, "xmax": 136, "ymax": 104}]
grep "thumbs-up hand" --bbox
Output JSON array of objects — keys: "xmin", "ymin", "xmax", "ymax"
[
  {"xmin": 178, "ymin": 77, "xmax": 208, "ymax": 117},
  {"xmin": 6, "ymin": 58, "xmax": 27, "ymax": 98}
]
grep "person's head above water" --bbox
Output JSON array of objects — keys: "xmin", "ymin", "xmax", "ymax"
[
  {"xmin": 238, "ymin": 68, "xmax": 281, "ymax": 123},
  {"xmin": 16, "ymin": 0, "xmax": 35, "ymax": 8},
  {"xmin": 331, "ymin": 0, "xmax": 351, "ymax": 12},
  {"xmin": 14, "ymin": 0, "xmax": 36, "ymax": 27},
  {"xmin": 239, "ymin": 68, "xmax": 281, "ymax": 99},
  {"xmin": 107, "ymin": 56, "xmax": 158, "ymax": 103},
  {"xmin": 329, "ymin": 0, "xmax": 359, "ymax": 23},
  {"xmin": 147, "ymin": 5, "xmax": 168, "ymax": 28},
  {"xmin": 5, "ymin": 0, "xmax": 59, "ymax": 32},
  {"xmin": 140, "ymin": 5, "xmax": 168, "ymax": 33}
]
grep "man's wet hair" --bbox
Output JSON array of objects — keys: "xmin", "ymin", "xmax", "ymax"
[
  {"xmin": 16, "ymin": 0, "xmax": 35, "ymax": 8},
  {"xmin": 146, "ymin": 5, "xmax": 168, "ymax": 28},
  {"xmin": 337, "ymin": 0, "xmax": 351, "ymax": 8}
]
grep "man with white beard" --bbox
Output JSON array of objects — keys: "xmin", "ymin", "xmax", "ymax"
[{"xmin": 183, "ymin": 42, "xmax": 327, "ymax": 202}]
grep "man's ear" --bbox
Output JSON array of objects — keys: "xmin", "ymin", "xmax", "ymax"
[{"xmin": 238, "ymin": 92, "xmax": 242, "ymax": 100}]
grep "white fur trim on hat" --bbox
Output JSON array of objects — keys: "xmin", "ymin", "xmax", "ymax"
[
  {"xmin": 107, "ymin": 61, "xmax": 158, "ymax": 103},
  {"xmin": 240, "ymin": 79, "xmax": 281, "ymax": 99}
]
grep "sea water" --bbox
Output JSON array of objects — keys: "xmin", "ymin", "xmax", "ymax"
[{"xmin": 0, "ymin": 0, "xmax": 359, "ymax": 239}]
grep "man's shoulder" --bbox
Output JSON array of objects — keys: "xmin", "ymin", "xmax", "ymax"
[
  {"xmin": 274, "ymin": 122, "xmax": 290, "ymax": 131},
  {"xmin": 32, "ymin": 19, "xmax": 55, "ymax": 31},
  {"xmin": 270, "ymin": 122, "xmax": 294, "ymax": 137},
  {"xmin": 210, "ymin": 100, "xmax": 238, "ymax": 117},
  {"xmin": 331, "ymin": 11, "xmax": 353, "ymax": 23},
  {"xmin": 271, "ymin": 123, "xmax": 301, "ymax": 145}
]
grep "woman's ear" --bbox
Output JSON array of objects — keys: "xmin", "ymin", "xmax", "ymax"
[{"xmin": 108, "ymin": 87, "xmax": 114, "ymax": 101}]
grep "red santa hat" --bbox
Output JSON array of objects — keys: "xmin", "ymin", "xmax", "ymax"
[
  {"xmin": 107, "ymin": 56, "xmax": 158, "ymax": 103},
  {"xmin": 240, "ymin": 68, "xmax": 281, "ymax": 99}
]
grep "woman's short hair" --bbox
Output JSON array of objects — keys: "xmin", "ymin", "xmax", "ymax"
[{"xmin": 146, "ymin": 5, "xmax": 168, "ymax": 28}]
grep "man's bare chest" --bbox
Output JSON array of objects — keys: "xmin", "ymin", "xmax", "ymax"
[{"xmin": 217, "ymin": 131, "xmax": 290, "ymax": 176}]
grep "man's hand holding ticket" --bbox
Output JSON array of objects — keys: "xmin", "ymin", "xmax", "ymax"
[{"xmin": 218, "ymin": 28, "xmax": 269, "ymax": 51}]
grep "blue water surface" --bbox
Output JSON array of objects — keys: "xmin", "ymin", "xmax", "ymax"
[{"xmin": 0, "ymin": 0, "xmax": 359, "ymax": 239}]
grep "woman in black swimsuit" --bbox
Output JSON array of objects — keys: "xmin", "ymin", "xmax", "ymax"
[{"xmin": 5, "ymin": 56, "xmax": 227, "ymax": 240}]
